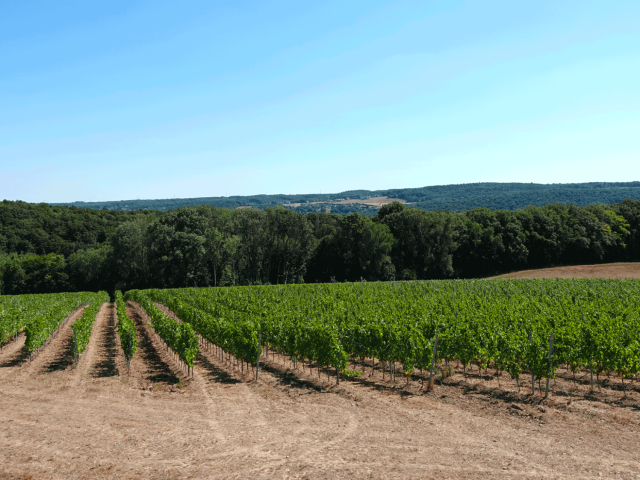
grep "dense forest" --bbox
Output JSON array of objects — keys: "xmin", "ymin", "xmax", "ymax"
[
  {"xmin": 1, "ymin": 197, "xmax": 639, "ymax": 295},
  {"xmin": 52, "ymin": 182, "xmax": 640, "ymax": 214}
]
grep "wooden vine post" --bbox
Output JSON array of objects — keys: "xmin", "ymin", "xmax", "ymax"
[
  {"xmin": 337, "ymin": 333, "xmax": 343, "ymax": 385},
  {"xmin": 255, "ymin": 332, "xmax": 261, "ymax": 381},
  {"xmin": 427, "ymin": 334, "xmax": 439, "ymax": 392},
  {"xmin": 544, "ymin": 332, "xmax": 554, "ymax": 399},
  {"xmin": 127, "ymin": 328, "xmax": 133, "ymax": 373},
  {"xmin": 528, "ymin": 330, "xmax": 534, "ymax": 395},
  {"xmin": 73, "ymin": 328, "xmax": 78, "ymax": 368}
]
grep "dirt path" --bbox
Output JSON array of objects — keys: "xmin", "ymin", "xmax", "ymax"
[
  {"xmin": 86, "ymin": 302, "xmax": 124, "ymax": 379},
  {"xmin": 2, "ymin": 304, "xmax": 640, "ymax": 479}
]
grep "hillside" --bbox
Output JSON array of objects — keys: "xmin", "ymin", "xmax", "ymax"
[{"xmin": 51, "ymin": 181, "xmax": 640, "ymax": 214}]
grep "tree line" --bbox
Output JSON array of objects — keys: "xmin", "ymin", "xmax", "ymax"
[{"xmin": 1, "ymin": 198, "xmax": 639, "ymax": 295}]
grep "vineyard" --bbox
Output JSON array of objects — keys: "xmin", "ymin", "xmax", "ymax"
[
  {"xmin": 3, "ymin": 280, "xmax": 640, "ymax": 395},
  {"xmin": 2, "ymin": 278, "xmax": 640, "ymax": 478},
  {"xmin": 122, "ymin": 278, "xmax": 640, "ymax": 397},
  {"xmin": 0, "ymin": 291, "xmax": 108, "ymax": 361}
]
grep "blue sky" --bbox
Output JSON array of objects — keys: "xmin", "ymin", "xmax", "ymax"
[{"xmin": 1, "ymin": 1, "xmax": 639, "ymax": 203}]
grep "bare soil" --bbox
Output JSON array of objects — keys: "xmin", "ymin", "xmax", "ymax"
[
  {"xmin": 491, "ymin": 262, "xmax": 640, "ymax": 279},
  {"xmin": 1, "ymin": 302, "xmax": 640, "ymax": 479}
]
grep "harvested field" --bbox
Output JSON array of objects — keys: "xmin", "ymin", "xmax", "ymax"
[
  {"xmin": 1, "ymin": 301, "xmax": 640, "ymax": 479},
  {"xmin": 491, "ymin": 262, "xmax": 640, "ymax": 279},
  {"xmin": 283, "ymin": 196, "xmax": 408, "ymax": 208}
]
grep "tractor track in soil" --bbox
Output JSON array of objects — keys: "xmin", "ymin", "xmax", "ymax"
[{"xmin": 89, "ymin": 302, "xmax": 124, "ymax": 379}]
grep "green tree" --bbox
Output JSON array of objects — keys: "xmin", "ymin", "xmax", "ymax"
[
  {"xmin": 66, "ymin": 243, "xmax": 111, "ymax": 292},
  {"xmin": 264, "ymin": 207, "xmax": 315, "ymax": 284},
  {"xmin": 377, "ymin": 207, "xmax": 459, "ymax": 280},
  {"xmin": 110, "ymin": 219, "xmax": 151, "ymax": 290}
]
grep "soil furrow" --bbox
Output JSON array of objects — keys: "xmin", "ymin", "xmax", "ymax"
[
  {"xmin": 0, "ymin": 333, "xmax": 27, "ymax": 368},
  {"xmin": 89, "ymin": 302, "xmax": 121, "ymax": 378},
  {"xmin": 125, "ymin": 301, "xmax": 187, "ymax": 388},
  {"xmin": 21, "ymin": 307, "xmax": 85, "ymax": 375}
]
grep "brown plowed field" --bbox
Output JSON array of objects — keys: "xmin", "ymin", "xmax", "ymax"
[
  {"xmin": 1, "ymin": 302, "xmax": 640, "ymax": 479},
  {"xmin": 491, "ymin": 262, "xmax": 640, "ymax": 279}
]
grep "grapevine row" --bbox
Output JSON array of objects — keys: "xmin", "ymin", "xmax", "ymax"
[
  {"xmin": 70, "ymin": 292, "xmax": 110, "ymax": 365},
  {"xmin": 115, "ymin": 291, "xmax": 137, "ymax": 370},
  {"xmin": 23, "ymin": 292, "xmax": 107, "ymax": 357},
  {"xmin": 1, "ymin": 292, "xmax": 84, "ymax": 346},
  {"xmin": 139, "ymin": 279, "xmax": 640, "ymax": 392}
]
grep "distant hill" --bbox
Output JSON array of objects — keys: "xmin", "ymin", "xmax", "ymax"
[{"xmin": 51, "ymin": 181, "xmax": 640, "ymax": 214}]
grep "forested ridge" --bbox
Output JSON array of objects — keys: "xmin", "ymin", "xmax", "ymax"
[
  {"xmin": 51, "ymin": 181, "xmax": 640, "ymax": 214},
  {"xmin": 1, "ymin": 197, "xmax": 639, "ymax": 295}
]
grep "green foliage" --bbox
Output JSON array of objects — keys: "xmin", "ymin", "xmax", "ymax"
[
  {"xmin": 0, "ymin": 253, "xmax": 69, "ymax": 295},
  {"xmin": 125, "ymin": 290, "xmax": 198, "ymax": 367},
  {"xmin": 140, "ymin": 279, "xmax": 640, "ymax": 385},
  {"xmin": 2, "ymin": 193, "xmax": 640, "ymax": 295},
  {"xmin": 308, "ymin": 213, "xmax": 395, "ymax": 282},
  {"xmin": 0, "ymin": 292, "xmax": 81, "ymax": 344},
  {"xmin": 115, "ymin": 291, "xmax": 137, "ymax": 362},
  {"xmin": 11, "ymin": 291, "xmax": 106, "ymax": 352},
  {"xmin": 66, "ymin": 244, "xmax": 111, "ymax": 293},
  {"xmin": 146, "ymin": 289, "xmax": 261, "ymax": 365},
  {"xmin": 0, "ymin": 199, "xmax": 154, "ymax": 256},
  {"xmin": 70, "ymin": 291, "xmax": 109, "ymax": 356}
]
